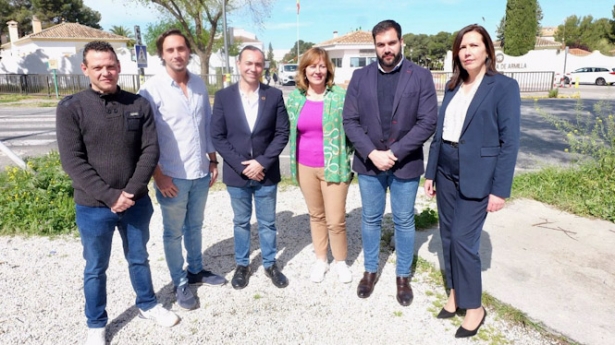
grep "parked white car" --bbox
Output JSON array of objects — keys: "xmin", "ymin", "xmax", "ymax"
[
  {"xmin": 565, "ymin": 67, "xmax": 615, "ymax": 86},
  {"xmin": 278, "ymin": 64, "xmax": 298, "ymax": 86}
]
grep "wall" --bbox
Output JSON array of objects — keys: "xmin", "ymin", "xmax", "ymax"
[{"xmin": 443, "ymin": 49, "xmax": 615, "ymax": 77}]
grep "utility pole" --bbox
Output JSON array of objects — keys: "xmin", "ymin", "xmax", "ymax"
[{"xmin": 134, "ymin": 25, "xmax": 145, "ymax": 89}]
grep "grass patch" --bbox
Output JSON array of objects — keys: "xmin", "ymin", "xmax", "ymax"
[
  {"xmin": 0, "ymin": 151, "xmax": 76, "ymax": 236},
  {"xmin": 416, "ymin": 208, "xmax": 438, "ymax": 230},
  {"xmin": 512, "ymin": 155, "xmax": 615, "ymax": 223},
  {"xmin": 0, "ymin": 94, "xmax": 29, "ymax": 103}
]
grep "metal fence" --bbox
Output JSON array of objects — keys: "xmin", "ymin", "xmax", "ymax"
[
  {"xmin": 431, "ymin": 71, "xmax": 555, "ymax": 92},
  {"xmin": 0, "ymin": 73, "xmax": 242, "ymax": 97},
  {"xmin": 0, "ymin": 71, "xmax": 554, "ymax": 97}
]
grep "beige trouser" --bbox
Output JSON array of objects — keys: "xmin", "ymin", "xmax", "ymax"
[{"xmin": 297, "ymin": 163, "xmax": 350, "ymax": 261}]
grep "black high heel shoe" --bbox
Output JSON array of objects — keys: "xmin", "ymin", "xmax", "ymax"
[
  {"xmin": 455, "ymin": 308, "xmax": 487, "ymax": 338},
  {"xmin": 436, "ymin": 307, "xmax": 458, "ymax": 319}
]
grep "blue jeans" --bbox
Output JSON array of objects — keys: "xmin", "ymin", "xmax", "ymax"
[
  {"xmin": 156, "ymin": 176, "xmax": 211, "ymax": 287},
  {"xmin": 358, "ymin": 172, "xmax": 419, "ymax": 277},
  {"xmin": 227, "ymin": 181, "xmax": 278, "ymax": 268},
  {"xmin": 76, "ymin": 196, "xmax": 158, "ymax": 328}
]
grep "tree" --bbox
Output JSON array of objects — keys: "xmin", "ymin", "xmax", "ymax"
[
  {"xmin": 266, "ymin": 42, "xmax": 276, "ymax": 70},
  {"xmin": 403, "ymin": 32, "xmax": 453, "ymax": 69},
  {"xmin": 282, "ymin": 40, "xmax": 314, "ymax": 63},
  {"xmin": 502, "ymin": 0, "xmax": 539, "ymax": 56},
  {"xmin": 555, "ymin": 15, "xmax": 615, "ymax": 54},
  {"xmin": 132, "ymin": 0, "xmax": 272, "ymax": 77},
  {"xmin": 32, "ymin": 0, "xmax": 101, "ymax": 28},
  {"xmin": 109, "ymin": 25, "xmax": 135, "ymax": 47}
]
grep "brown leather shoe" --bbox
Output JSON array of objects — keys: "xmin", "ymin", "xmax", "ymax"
[
  {"xmin": 357, "ymin": 272, "xmax": 378, "ymax": 298},
  {"xmin": 396, "ymin": 276, "xmax": 414, "ymax": 306}
]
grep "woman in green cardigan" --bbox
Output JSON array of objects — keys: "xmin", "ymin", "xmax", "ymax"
[{"xmin": 286, "ymin": 47, "xmax": 354, "ymax": 284}]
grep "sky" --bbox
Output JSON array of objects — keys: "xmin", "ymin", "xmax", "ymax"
[{"xmin": 84, "ymin": 0, "xmax": 613, "ymax": 53}]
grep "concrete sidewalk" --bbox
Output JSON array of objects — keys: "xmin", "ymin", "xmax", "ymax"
[{"xmin": 415, "ymin": 196, "xmax": 615, "ymax": 345}]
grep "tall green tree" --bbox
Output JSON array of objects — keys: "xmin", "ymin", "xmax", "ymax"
[
  {"xmin": 502, "ymin": 0, "xmax": 538, "ymax": 56},
  {"xmin": 132, "ymin": 0, "xmax": 272, "ymax": 77},
  {"xmin": 266, "ymin": 42, "xmax": 276, "ymax": 70}
]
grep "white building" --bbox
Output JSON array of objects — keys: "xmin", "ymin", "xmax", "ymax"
[
  {"xmin": 315, "ymin": 30, "xmax": 375, "ymax": 85},
  {"xmin": 1, "ymin": 18, "xmax": 130, "ymax": 74}
]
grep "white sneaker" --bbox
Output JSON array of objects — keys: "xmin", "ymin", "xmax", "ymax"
[
  {"xmin": 139, "ymin": 304, "xmax": 180, "ymax": 327},
  {"xmin": 335, "ymin": 261, "xmax": 353, "ymax": 283},
  {"xmin": 310, "ymin": 260, "xmax": 329, "ymax": 283},
  {"xmin": 84, "ymin": 327, "xmax": 105, "ymax": 345}
]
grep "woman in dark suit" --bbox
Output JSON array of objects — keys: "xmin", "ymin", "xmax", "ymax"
[{"xmin": 424, "ymin": 24, "xmax": 520, "ymax": 338}]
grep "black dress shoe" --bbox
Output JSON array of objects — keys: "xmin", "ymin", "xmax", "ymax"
[
  {"xmin": 264, "ymin": 264, "xmax": 288, "ymax": 288},
  {"xmin": 357, "ymin": 272, "xmax": 378, "ymax": 298},
  {"xmin": 395, "ymin": 277, "xmax": 414, "ymax": 306},
  {"xmin": 231, "ymin": 265, "xmax": 250, "ymax": 290},
  {"xmin": 455, "ymin": 308, "xmax": 487, "ymax": 338},
  {"xmin": 437, "ymin": 307, "xmax": 459, "ymax": 319}
]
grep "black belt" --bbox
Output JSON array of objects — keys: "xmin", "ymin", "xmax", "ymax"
[{"xmin": 442, "ymin": 140, "xmax": 459, "ymax": 148}]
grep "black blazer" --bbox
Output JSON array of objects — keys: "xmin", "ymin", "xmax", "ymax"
[
  {"xmin": 342, "ymin": 59, "xmax": 438, "ymax": 179},
  {"xmin": 211, "ymin": 83, "xmax": 290, "ymax": 187},
  {"xmin": 425, "ymin": 73, "xmax": 520, "ymax": 199}
]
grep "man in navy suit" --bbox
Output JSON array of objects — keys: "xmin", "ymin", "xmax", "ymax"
[
  {"xmin": 343, "ymin": 20, "xmax": 438, "ymax": 306},
  {"xmin": 211, "ymin": 46, "xmax": 290, "ymax": 290}
]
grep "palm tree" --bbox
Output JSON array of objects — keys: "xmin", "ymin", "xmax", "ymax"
[{"xmin": 109, "ymin": 25, "xmax": 135, "ymax": 47}]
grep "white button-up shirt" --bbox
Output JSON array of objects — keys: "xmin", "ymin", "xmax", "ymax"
[
  {"xmin": 239, "ymin": 86, "xmax": 260, "ymax": 132},
  {"xmin": 139, "ymin": 71, "xmax": 214, "ymax": 179}
]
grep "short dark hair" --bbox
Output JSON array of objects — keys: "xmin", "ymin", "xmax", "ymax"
[
  {"xmin": 156, "ymin": 29, "xmax": 192, "ymax": 58},
  {"xmin": 82, "ymin": 41, "xmax": 117, "ymax": 66},
  {"xmin": 238, "ymin": 45, "xmax": 265, "ymax": 61},
  {"xmin": 448, "ymin": 24, "xmax": 497, "ymax": 90},
  {"xmin": 372, "ymin": 20, "xmax": 402, "ymax": 41}
]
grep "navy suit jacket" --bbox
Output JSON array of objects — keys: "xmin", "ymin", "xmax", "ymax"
[
  {"xmin": 425, "ymin": 73, "xmax": 521, "ymax": 199},
  {"xmin": 211, "ymin": 83, "xmax": 290, "ymax": 187},
  {"xmin": 342, "ymin": 59, "xmax": 438, "ymax": 179}
]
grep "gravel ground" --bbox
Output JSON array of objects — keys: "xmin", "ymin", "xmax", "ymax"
[{"xmin": 1, "ymin": 185, "xmax": 554, "ymax": 345}]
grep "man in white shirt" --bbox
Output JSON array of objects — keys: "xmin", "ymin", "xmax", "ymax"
[{"xmin": 139, "ymin": 29, "xmax": 226, "ymax": 311}]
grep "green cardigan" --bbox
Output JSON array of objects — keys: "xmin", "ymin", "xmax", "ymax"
[{"xmin": 287, "ymin": 85, "xmax": 353, "ymax": 184}]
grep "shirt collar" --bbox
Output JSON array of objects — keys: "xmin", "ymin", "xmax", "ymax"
[
  {"xmin": 378, "ymin": 58, "xmax": 404, "ymax": 74},
  {"xmin": 239, "ymin": 84, "xmax": 260, "ymax": 99}
]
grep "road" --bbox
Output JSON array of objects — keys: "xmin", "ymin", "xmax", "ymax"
[{"xmin": 1, "ymin": 85, "xmax": 613, "ymax": 173}]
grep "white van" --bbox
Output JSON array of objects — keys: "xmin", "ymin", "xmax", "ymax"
[{"xmin": 279, "ymin": 64, "xmax": 298, "ymax": 86}]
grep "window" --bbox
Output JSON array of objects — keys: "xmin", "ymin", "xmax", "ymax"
[
  {"xmin": 331, "ymin": 58, "xmax": 342, "ymax": 68},
  {"xmin": 350, "ymin": 56, "xmax": 377, "ymax": 68}
]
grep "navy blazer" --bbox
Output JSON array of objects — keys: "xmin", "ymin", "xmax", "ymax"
[
  {"xmin": 425, "ymin": 73, "xmax": 521, "ymax": 199},
  {"xmin": 211, "ymin": 83, "xmax": 290, "ymax": 187},
  {"xmin": 342, "ymin": 59, "xmax": 438, "ymax": 179}
]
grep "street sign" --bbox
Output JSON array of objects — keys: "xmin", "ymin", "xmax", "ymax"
[
  {"xmin": 135, "ymin": 45, "xmax": 148, "ymax": 68},
  {"xmin": 47, "ymin": 59, "xmax": 58, "ymax": 70}
]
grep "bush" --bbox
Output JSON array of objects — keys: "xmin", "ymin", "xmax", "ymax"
[
  {"xmin": 0, "ymin": 152, "xmax": 76, "ymax": 236},
  {"xmin": 548, "ymin": 88, "xmax": 558, "ymax": 98},
  {"xmin": 517, "ymin": 99, "xmax": 615, "ymax": 222}
]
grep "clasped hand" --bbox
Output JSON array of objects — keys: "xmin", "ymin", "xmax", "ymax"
[
  {"xmin": 242, "ymin": 159, "xmax": 265, "ymax": 181},
  {"xmin": 369, "ymin": 150, "xmax": 397, "ymax": 171}
]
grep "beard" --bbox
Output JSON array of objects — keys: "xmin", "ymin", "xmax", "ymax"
[{"xmin": 377, "ymin": 50, "xmax": 402, "ymax": 69}]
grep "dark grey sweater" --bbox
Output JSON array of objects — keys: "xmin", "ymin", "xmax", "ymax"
[{"xmin": 56, "ymin": 87, "xmax": 159, "ymax": 208}]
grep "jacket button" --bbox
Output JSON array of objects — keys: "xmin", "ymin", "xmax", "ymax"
[
  {"xmin": 107, "ymin": 109, "xmax": 111, "ymax": 114},
  {"xmin": 380, "ymin": 139, "xmax": 384, "ymax": 143},
  {"xmin": 460, "ymin": 140, "xmax": 465, "ymax": 144}
]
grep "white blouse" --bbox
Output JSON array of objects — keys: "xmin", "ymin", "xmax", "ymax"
[{"xmin": 442, "ymin": 76, "xmax": 483, "ymax": 142}]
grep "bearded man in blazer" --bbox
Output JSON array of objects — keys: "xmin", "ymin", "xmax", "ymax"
[
  {"xmin": 211, "ymin": 46, "xmax": 290, "ymax": 290},
  {"xmin": 342, "ymin": 19, "xmax": 438, "ymax": 306}
]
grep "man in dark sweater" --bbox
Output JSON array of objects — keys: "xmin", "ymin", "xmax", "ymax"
[
  {"xmin": 342, "ymin": 20, "xmax": 437, "ymax": 306},
  {"xmin": 56, "ymin": 41, "xmax": 179, "ymax": 345}
]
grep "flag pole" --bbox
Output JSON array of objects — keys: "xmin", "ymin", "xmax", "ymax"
[{"xmin": 296, "ymin": 0, "xmax": 300, "ymax": 62}]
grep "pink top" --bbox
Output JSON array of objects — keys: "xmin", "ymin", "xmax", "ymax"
[{"xmin": 296, "ymin": 100, "xmax": 325, "ymax": 167}]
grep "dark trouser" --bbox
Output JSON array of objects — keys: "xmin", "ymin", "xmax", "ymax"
[{"xmin": 435, "ymin": 142, "xmax": 488, "ymax": 309}]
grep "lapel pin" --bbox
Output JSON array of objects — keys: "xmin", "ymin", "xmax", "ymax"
[{"xmin": 261, "ymin": 97, "xmax": 266, "ymax": 101}]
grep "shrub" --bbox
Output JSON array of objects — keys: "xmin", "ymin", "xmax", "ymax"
[
  {"xmin": 548, "ymin": 88, "xmax": 558, "ymax": 98},
  {"xmin": 0, "ymin": 152, "xmax": 76, "ymax": 236}
]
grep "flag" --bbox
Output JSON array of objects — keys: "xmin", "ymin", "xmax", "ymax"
[{"xmin": 297, "ymin": 0, "xmax": 300, "ymax": 15}]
